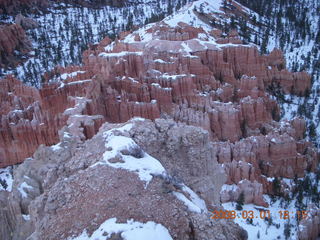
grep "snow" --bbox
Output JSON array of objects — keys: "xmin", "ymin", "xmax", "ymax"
[
  {"xmin": 51, "ymin": 143, "xmax": 63, "ymax": 151},
  {"xmin": 69, "ymin": 218, "xmax": 173, "ymax": 240},
  {"xmin": 66, "ymin": 80, "xmax": 92, "ymax": 85},
  {"xmin": 173, "ymin": 185, "xmax": 207, "ymax": 213},
  {"xmin": 99, "ymin": 51, "xmax": 143, "ymax": 58},
  {"xmin": 173, "ymin": 191, "xmax": 203, "ymax": 213},
  {"xmin": 280, "ymin": 95, "xmax": 302, "ymax": 121},
  {"xmin": 222, "ymin": 195, "xmax": 300, "ymax": 240},
  {"xmin": 181, "ymin": 42, "xmax": 193, "ymax": 53},
  {"xmin": 160, "ymin": 73, "xmax": 195, "ymax": 80},
  {"xmin": 18, "ymin": 182, "xmax": 33, "ymax": 198},
  {"xmin": 123, "ymin": 24, "xmax": 155, "ymax": 43},
  {"xmin": 92, "ymin": 121, "xmax": 166, "ymax": 186},
  {"xmin": 2, "ymin": 0, "xmax": 182, "ymax": 86},
  {"xmin": 151, "ymin": 83, "xmax": 172, "ymax": 90},
  {"xmin": 164, "ymin": 0, "xmax": 223, "ymax": 31},
  {"xmin": 128, "ymin": 77, "xmax": 139, "ymax": 83},
  {"xmin": 220, "ymin": 184, "xmax": 238, "ymax": 192},
  {"xmin": 104, "ymin": 42, "xmax": 115, "ymax": 52},
  {"xmin": 22, "ymin": 215, "xmax": 30, "ymax": 221},
  {"xmin": 58, "ymin": 71, "xmax": 86, "ymax": 81},
  {"xmin": 267, "ymin": 177, "xmax": 274, "ymax": 182},
  {"xmin": 0, "ymin": 166, "xmax": 13, "ymax": 192},
  {"xmin": 198, "ymin": 33, "xmax": 208, "ymax": 40},
  {"xmin": 154, "ymin": 59, "xmax": 167, "ymax": 63}
]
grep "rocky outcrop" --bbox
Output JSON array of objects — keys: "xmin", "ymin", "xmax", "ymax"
[
  {"xmin": 0, "ymin": 119, "xmax": 248, "ymax": 240},
  {"xmin": 298, "ymin": 205, "xmax": 320, "ymax": 240},
  {"xmin": 0, "ymin": 24, "xmax": 32, "ymax": 68},
  {"xmin": 0, "ymin": 0, "xmax": 49, "ymax": 15},
  {"xmin": 0, "ymin": 1, "xmax": 318, "ymax": 239},
  {"xmin": 129, "ymin": 118, "xmax": 226, "ymax": 206},
  {"xmin": 1, "ymin": 19, "xmax": 317, "ymax": 204},
  {"xmin": 0, "ymin": 75, "xmax": 103, "ymax": 167},
  {"xmin": 220, "ymin": 180, "xmax": 267, "ymax": 207},
  {"xmin": 15, "ymin": 14, "xmax": 38, "ymax": 30}
]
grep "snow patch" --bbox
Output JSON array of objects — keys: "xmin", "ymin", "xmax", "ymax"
[
  {"xmin": 69, "ymin": 218, "xmax": 173, "ymax": 240},
  {"xmin": 99, "ymin": 51, "xmax": 143, "ymax": 58},
  {"xmin": 58, "ymin": 71, "xmax": 86, "ymax": 81},
  {"xmin": 92, "ymin": 121, "xmax": 166, "ymax": 186},
  {"xmin": 173, "ymin": 185, "xmax": 207, "ymax": 213},
  {"xmin": 18, "ymin": 182, "xmax": 33, "ymax": 198},
  {"xmin": 22, "ymin": 215, "xmax": 30, "ymax": 221}
]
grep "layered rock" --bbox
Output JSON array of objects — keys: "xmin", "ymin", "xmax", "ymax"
[
  {"xmin": 1, "ymin": 18, "xmax": 317, "ymax": 198},
  {"xmin": 0, "ymin": 0, "xmax": 49, "ymax": 15},
  {"xmin": 0, "ymin": 75, "xmax": 103, "ymax": 167},
  {"xmin": 298, "ymin": 205, "xmax": 320, "ymax": 240},
  {"xmin": 0, "ymin": 24, "xmax": 32, "ymax": 68},
  {"xmin": 0, "ymin": 0, "xmax": 318, "ymax": 212},
  {"xmin": 0, "ymin": 1, "xmax": 319, "ymax": 239},
  {"xmin": 15, "ymin": 14, "xmax": 38, "ymax": 30},
  {"xmin": 0, "ymin": 119, "xmax": 247, "ymax": 240}
]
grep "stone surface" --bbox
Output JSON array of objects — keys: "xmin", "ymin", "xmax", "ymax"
[
  {"xmin": 298, "ymin": 205, "xmax": 320, "ymax": 240},
  {"xmin": 0, "ymin": 6, "xmax": 318, "ymax": 240},
  {"xmin": 0, "ymin": 19, "xmax": 317, "ymax": 205},
  {"xmin": 1, "ymin": 0, "xmax": 50, "ymax": 15},
  {"xmin": 0, "ymin": 119, "xmax": 248, "ymax": 240},
  {"xmin": 0, "ymin": 24, "xmax": 32, "ymax": 68},
  {"xmin": 15, "ymin": 14, "xmax": 39, "ymax": 30}
]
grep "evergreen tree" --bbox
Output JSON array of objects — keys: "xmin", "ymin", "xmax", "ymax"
[
  {"xmin": 272, "ymin": 177, "xmax": 281, "ymax": 196},
  {"xmin": 236, "ymin": 192, "xmax": 245, "ymax": 210},
  {"xmin": 284, "ymin": 221, "xmax": 291, "ymax": 240},
  {"xmin": 167, "ymin": 0, "xmax": 173, "ymax": 15},
  {"xmin": 176, "ymin": 0, "xmax": 181, "ymax": 11},
  {"xmin": 309, "ymin": 122, "xmax": 317, "ymax": 140},
  {"xmin": 0, "ymin": 179, "xmax": 8, "ymax": 190}
]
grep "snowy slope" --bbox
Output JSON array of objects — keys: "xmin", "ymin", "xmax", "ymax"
[
  {"xmin": 1, "ymin": 0, "xmax": 193, "ymax": 87},
  {"xmin": 236, "ymin": 0, "xmax": 320, "ymax": 146},
  {"xmin": 69, "ymin": 218, "xmax": 173, "ymax": 240}
]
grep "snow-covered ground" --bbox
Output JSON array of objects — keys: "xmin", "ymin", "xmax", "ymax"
[
  {"xmin": 69, "ymin": 218, "xmax": 173, "ymax": 240},
  {"xmin": 263, "ymin": 0, "xmax": 320, "ymax": 145},
  {"xmin": 17, "ymin": 181, "xmax": 33, "ymax": 198},
  {"xmin": 223, "ymin": 196, "xmax": 300, "ymax": 240},
  {"xmin": 223, "ymin": 170, "xmax": 320, "ymax": 240},
  {"xmin": 92, "ymin": 119, "xmax": 166, "ymax": 185}
]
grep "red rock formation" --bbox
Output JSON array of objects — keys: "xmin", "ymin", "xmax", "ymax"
[
  {"xmin": 15, "ymin": 14, "xmax": 38, "ymax": 30},
  {"xmin": 0, "ymin": 75, "xmax": 103, "ymax": 167},
  {"xmin": 220, "ymin": 180, "xmax": 268, "ymax": 207},
  {"xmin": 0, "ymin": 0, "xmax": 49, "ymax": 14},
  {"xmin": 298, "ymin": 205, "xmax": 320, "ymax": 240},
  {"xmin": 0, "ymin": 20, "xmax": 317, "ymax": 211},
  {"xmin": 0, "ymin": 24, "xmax": 32, "ymax": 68}
]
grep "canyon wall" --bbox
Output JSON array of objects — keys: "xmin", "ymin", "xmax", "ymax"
[{"xmin": 0, "ymin": 24, "xmax": 32, "ymax": 68}]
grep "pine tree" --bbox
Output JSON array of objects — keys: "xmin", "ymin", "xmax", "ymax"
[
  {"xmin": 0, "ymin": 179, "xmax": 8, "ymax": 190},
  {"xmin": 309, "ymin": 122, "xmax": 317, "ymax": 140},
  {"xmin": 272, "ymin": 177, "xmax": 281, "ymax": 196},
  {"xmin": 167, "ymin": 0, "xmax": 173, "ymax": 15},
  {"xmin": 236, "ymin": 192, "xmax": 245, "ymax": 210},
  {"xmin": 284, "ymin": 221, "xmax": 291, "ymax": 240},
  {"xmin": 176, "ymin": 0, "xmax": 181, "ymax": 11}
]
